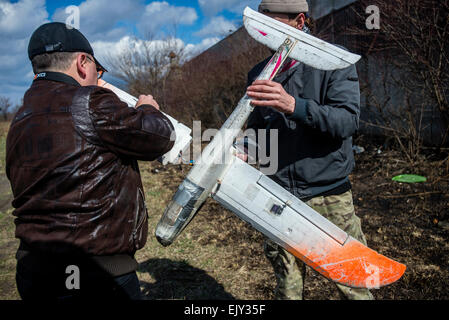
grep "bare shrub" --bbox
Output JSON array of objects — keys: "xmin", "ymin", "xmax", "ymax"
[
  {"xmin": 341, "ymin": 0, "xmax": 449, "ymax": 161},
  {"xmin": 0, "ymin": 96, "xmax": 11, "ymax": 121}
]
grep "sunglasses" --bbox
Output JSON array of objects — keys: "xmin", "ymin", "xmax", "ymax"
[{"xmin": 85, "ymin": 55, "xmax": 105, "ymax": 80}]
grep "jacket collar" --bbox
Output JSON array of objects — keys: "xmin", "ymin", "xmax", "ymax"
[{"xmin": 33, "ymin": 71, "xmax": 81, "ymax": 87}]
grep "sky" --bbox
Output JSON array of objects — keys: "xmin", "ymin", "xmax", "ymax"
[{"xmin": 0, "ymin": 0, "xmax": 261, "ymax": 107}]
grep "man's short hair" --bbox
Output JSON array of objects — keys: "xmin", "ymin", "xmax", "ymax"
[
  {"xmin": 31, "ymin": 52, "xmax": 78, "ymax": 74},
  {"xmin": 287, "ymin": 12, "xmax": 301, "ymax": 19}
]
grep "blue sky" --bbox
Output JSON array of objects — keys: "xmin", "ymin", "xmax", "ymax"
[{"xmin": 0, "ymin": 0, "xmax": 260, "ymax": 107}]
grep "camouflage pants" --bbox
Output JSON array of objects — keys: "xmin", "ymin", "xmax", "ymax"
[{"xmin": 264, "ymin": 190, "xmax": 374, "ymax": 300}]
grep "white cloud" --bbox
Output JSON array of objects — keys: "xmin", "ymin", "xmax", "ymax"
[
  {"xmin": 194, "ymin": 16, "xmax": 237, "ymax": 38},
  {"xmin": 0, "ymin": 0, "xmax": 49, "ymax": 105},
  {"xmin": 0, "ymin": 0, "xmax": 199, "ymax": 105},
  {"xmin": 137, "ymin": 1, "xmax": 198, "ymax": 36},
  {"xmin": 52, "ymin": 0, "xmax": 198, "ymax": 40},
  {"xmin": 0, "ymin": 0, "xmax": 48, "ymax": 39},
  {"xmin": 0, "ymin": 0, "xmax": 245, "ymax": 106},
  {"xmin": 198, "ymin": 0, "xmax": 259, "ymax": 17},
  {"xmin": 185, "ymin": 37, "xmax": 221, "ymax": 58},
  {"xmin": 52, "ymin": 0, "xmax": 142, "ymax": 42},
  {"xmin": 92, "ymin": 34, "xmax": 222, "ymax": 75},
  {"xmin": 91, "ymin": 36, "xmax": 135, "ymax": 60},
  {"xmin": 51, "ymin": 0, "xmax": 198, "ymax": 72},
  {"xmin": 91, "ymin": 35, "xmax": 187, "ymax": 71}
]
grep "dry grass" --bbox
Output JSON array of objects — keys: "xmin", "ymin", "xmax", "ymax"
[
  {"xmin": 0, "ymin": 122, "xmax": 10, "ymax": 175},
  {"xmin": 134, "ymin": 163, "xmax": 275, "ymax": 300},
  {"xmin": 0, "ymin": 121, "xmax": 448, "ymax": 300}
]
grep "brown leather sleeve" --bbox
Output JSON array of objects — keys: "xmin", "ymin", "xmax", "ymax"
[{"xmin": 89, "ymin": 87, "xmax": 175, "ymax": 161}]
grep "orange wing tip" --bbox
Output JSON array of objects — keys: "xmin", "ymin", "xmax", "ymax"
[{"xmin": 288, "ymin": 238, "xmax": 406, "ymax": 289}]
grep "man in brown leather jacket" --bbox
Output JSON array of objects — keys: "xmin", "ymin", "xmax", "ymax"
[{"xmin": 5, "ymin": 22, "xmax": 175, "ymax": 300}]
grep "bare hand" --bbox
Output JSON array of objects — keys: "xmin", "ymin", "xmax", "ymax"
[
  {"xmin": 136, "ymin": 95, "xmax": 160, "ymax": 110},
  {"xmin": 236, "ymin": 153, "xmax": 248, "ymax": 162},
  {"xmin": 246, "ymin": 80, "xmax": 295, "ymax": 114},
  {"xmin": 235, "ymin": 145, "xmax": 249, "ymax": 162}
]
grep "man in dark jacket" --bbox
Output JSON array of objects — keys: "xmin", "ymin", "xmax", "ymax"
[
  {"xmin": 6, "ymin": 22, "xmax": 175, "ymax": 300},
  {"xmin": 245, "ymin": 0, "xmax": 373, "ymax": 300}
]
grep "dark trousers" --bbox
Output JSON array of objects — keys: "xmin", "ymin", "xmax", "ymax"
[{"xmin": 16, "ymin": 253, "xmax": 143, "ymax": 300}]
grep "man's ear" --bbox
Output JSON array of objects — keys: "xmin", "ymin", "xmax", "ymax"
[
  {"xmin": 76, "ymin": 53, "xmax": 87, "ymax": 79},
  {"xmin": 294, "ymin": 13, "xmax": 306, "ymax": 30}
]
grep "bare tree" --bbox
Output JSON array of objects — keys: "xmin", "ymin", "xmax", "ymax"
[
  {"xmin": 108, "ymin": 28, "xmax": 270, "ymax": 129},
  {"xmin": 106, "ymin": 34, "xmax": 187, "ymax": 109}
]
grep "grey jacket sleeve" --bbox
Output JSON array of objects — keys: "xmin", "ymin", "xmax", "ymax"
[
  {"xmin": 247, "ymin": 107, "xmax": 265, "ymax": 131},
  {"xmin": 287, "ymin": 64, "xmax": 360, "ymax": 139}
]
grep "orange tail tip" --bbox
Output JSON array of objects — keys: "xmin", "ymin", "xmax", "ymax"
[{"xmin": 288, "ymin": 237, "xmax": 406, "ymax": 289}]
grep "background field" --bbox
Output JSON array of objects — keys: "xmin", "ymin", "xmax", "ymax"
[{"xmin": 0, "ymin": 121, "xmax": 448, "ymax": 300}]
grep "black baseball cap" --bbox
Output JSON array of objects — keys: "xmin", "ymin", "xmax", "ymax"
[{"xmin": 28, "ymin": 22, "xmax": 107, "ymax": 72}]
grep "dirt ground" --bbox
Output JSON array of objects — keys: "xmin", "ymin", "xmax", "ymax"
[
  {"xmin": 139, "ymin": 140, "xmax": 449, "ymax": 300},
  {"xmin": 0, "ymin": 120, "xmax": 448, "ymax": 299}
]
